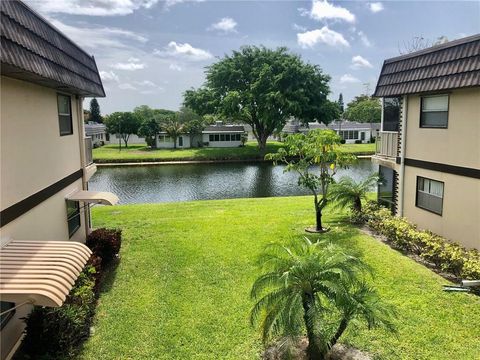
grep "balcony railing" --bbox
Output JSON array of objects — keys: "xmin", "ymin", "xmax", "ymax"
[
  {"xmin": 376, "ymin": 131, "xmax": 398, "ymax": 158},
  {"xmin": 84, "ymin": 137, "xmax": 93, "ymax": 165}
]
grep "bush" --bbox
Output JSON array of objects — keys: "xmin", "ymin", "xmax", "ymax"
[
  {"xmin": 21, "ymin": 266, "xmax": 97, "ymax": 359},
  {"xmin": 340, "ymin": 139, "xmax": 346, "ymax": 144},
  {"xmin": 86, "ymin": 228, "xmax": 122, "ymax": 265},
  {"xmin": 363, "ymin": 200, "xmax": 480, "ymax": 280},
  {"xmin": 354, "ymin": 139, "xmax": 362, "ymax": 144}
]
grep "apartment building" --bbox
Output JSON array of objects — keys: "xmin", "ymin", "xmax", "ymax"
[
  {"xmin": 0, "ymin": 1, "xmax": 118, "ymax": 358},
  {"xmin": 373, "ymin": 34, "xmax": 480, "ymax": 250}
]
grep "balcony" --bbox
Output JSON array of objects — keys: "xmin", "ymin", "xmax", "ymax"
[
  {"xmin": 84, "ymin": 137, "xmax": 93, "ymax": 166},
  {"xmin": 376, "ymin": 131, "xmax": 398, "ymax": 158}
]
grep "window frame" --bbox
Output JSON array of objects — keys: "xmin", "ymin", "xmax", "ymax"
[
  {"xmin": 66, "ymin": 200, "xmax": 81, "ymax": 238},
  {"xmin": 0, "ymin": 302, "xmax": 15, "ymax": 330},
  {"xmin": 57, "ymin": 93, "xmax": 73, "ymax": 136},
  {"xmin": 415, "ymin": 176, "xmax": 444, "ymax": 216},
  {"xmin": 420, "ymin": 94, "xmax": 449, "ymax": 129}
]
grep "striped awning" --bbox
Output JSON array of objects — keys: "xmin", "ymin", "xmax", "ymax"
[
  {"xmin": 67, "ymin": 190, "xmax": 119, "ymax": 206},
  {"xmin": 0, "ymin": 240, "xmax": 92, "ymax": 307}
]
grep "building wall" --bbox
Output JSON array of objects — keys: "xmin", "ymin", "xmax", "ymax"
[
  {"xmin": 202, "ymin": 133, "xmax": 243, "ymax": 147},
  {"xmin": 111, "ymin": 133, "xmax": 146, "ymax": 144},
  {"xmin": 403, "ymin": 166, "xmax": 479, "ymax": 249},
  {"xmin": 156, "ymin": 134, "xmax": 191, "ymax": 149},
  {"xmin": 0, "ymin": 77, "xmax": 83, "ymax": 210},
  {"xmin": 405, "ymin": 88, "xmax": 480, "ymax": 169},
  {"xmin": 0, "ymin": 76, "xmax": 90, "ymax": 358}
]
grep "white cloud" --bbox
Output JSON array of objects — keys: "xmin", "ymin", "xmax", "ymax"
[
  {"xmin": 350, "ymin": 55, "xmax": 373, "ymax": 69},
  {"xmin": 135, "ymin": 80, "xmax": 157, "ymax": 87},
  {"xmin": 208, "ymin": 17, "xmax": 238, "ymax": 33},
  {"xmin": 99, "ymin": 70, "xmax": 119, "ymax": 83},
  {"xmin": 111, "ymin": 59, "xmax": 146, "ymax": 70},
  {"xmin": 169, "ymin": 63, "xmax": 183, "ymax": 71},
  {"xmin": 49, "ymin": 18, "xmax": 147, "ymax": 49},
  {"xmin": 118, "ymin": 83, "xmax": 137, "ymax": 90},
  {"xmin": 154, "ymin": 41, "xmax": 213, "ymax": 61},
  {"xmin": 27, "ymin": 0, "xmax": 159, "ymax": 16},
  {"xmin": 358, "ymin": 31, "xmax": 372, "ymax": 47},
  {"xmin": 308, "ymin": 0, "xmax": 355, "ymax": 23},
  {"xmin": 368, "ymin": 2, "xmax": 384, "ymax": 13},
  {"xmin": 297, "ymin": 26, "xmax": 350, "ymax": 48},
  {"xmin": 163, "ymin": 0, "xmax": 204, "ymax": 10},
  {"xmin": 340, "ymin": 74, "xmax": 361, "ymax": 84}
]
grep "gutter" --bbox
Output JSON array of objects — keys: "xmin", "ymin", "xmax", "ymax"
[{"xmin": 398, "ymin": 95, "xmax": 408, "ymax": 216}]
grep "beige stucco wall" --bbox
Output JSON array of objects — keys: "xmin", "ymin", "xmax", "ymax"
[
  {"xmin": 403, "ymin": 166, "xmax": 480, "ymax": 250},
  {"xmin": 0, "ymin": 76, "xmax": 83, "ymax": 209},
  {"xmin": 405, "ymin": 88, "xmax": 480, "ymax": 169}
]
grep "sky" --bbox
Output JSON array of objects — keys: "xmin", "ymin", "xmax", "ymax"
[{"xmin": 26, "ymin": 0, "xmax": 480, "ymax": 115}]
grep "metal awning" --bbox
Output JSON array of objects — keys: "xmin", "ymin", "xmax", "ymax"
[
  {"xmin": 0, "ymin": 240, "xmax": 92, "ymax": 307},
  {"xmin": 67, "ymin": 190, "xmax": 119, "ymax": 206}
]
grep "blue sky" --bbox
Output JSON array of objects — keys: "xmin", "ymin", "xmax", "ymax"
[{"xmin": 27, "ymin": 0, "xmax": 480, "ymax": 115}]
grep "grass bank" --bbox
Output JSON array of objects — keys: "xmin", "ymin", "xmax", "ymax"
[
  {"xmin": 79, "ymin": 197, "xmax": 480, "ymax": 360},
  {"xmin": 93, "ymin": 141, "xmax": 375, "ymax": 163}
]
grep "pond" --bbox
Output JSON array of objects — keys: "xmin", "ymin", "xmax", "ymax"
[{"xmin": 89, "ymin": 160, "xmax": 378, "ymax": 204}]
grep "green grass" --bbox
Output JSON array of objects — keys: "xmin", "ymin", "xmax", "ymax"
[
  {"xmin": 78, "ymin": 196, "xmax": 480, "ymax": 360},
  {"xmin": 92, "ymin": 141, "xmax": 375, "ymax": 163}
]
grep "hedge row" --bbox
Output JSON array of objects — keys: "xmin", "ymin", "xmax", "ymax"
[
  {"xmin": 20, "ymin": 228, "xmax": 122, "ymax": 359},
  {"xmin": 362, "ymin": 201, "xmax": 480, "ymax": 280}
]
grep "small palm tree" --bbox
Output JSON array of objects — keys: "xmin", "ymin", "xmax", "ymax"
[
  {"xmin": 251, "ymin": 238, "xmax": 395, "ymax": 360},
  {"xmin": 329, "ymin": 173, "xmax": 379, "ymax": 213},
  {"xmin": 162, "ymin": 115, "xmax": 185, "ymax": 149}
]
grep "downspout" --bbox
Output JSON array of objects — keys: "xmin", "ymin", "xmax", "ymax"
[
  {"xmin": 76, "ymin": 96, "xmax": 91, "ymax": 233},
  {"xmin": 398, "ymin": 95, "xmax": 408, "ymax": 217}
]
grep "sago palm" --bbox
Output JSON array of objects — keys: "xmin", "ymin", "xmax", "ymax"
[
  {"xmin": 250, "ymin": 237, "xmax": 396, "ymax": 360},
  {"xmin": 329, "ymin": 173, "xmax": 379, "ymax": 213}
]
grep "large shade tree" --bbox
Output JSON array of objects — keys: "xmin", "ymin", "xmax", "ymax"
[
  {"xmin": 251, "ymin": 238, "xmax": 396, "ymax": 360},
  {"xmin": 104, "ymin": 112, "xmax": 141, "ymax": 148},
  {"xmin": 184, "ymin": 46, "xmax": 336, "ymax": 151},
  {"xmin": 266, "ymin": 130, "xmax": 355, "ymax": 232}
]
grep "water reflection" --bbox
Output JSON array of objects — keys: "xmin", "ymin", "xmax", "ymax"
[{"xmin": 89, "ymin": 160, "xmax": 378, "ymax": 204}]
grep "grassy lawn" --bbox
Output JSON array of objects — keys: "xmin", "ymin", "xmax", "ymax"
[
  {"xmin": 79, "ymin": 196, "xmax": 480, "ymax": 360},
  {"xmin": 93, "ymin": 141, "xmax": 375, "ymax": 163}
]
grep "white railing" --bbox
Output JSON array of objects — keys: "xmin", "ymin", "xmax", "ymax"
[
  {"xmin": 84, "ymin": 137, "xmax": 93, "ymax": 165},
  {"xmin": 376, "ymin": 131, "xmax": 398, "ymax": 158}
]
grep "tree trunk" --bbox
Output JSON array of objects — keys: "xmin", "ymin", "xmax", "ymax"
[
  {"xmin": 353, "ymin": 197, "xmax": 362, "ymax": 213},
  {"xmin": 328, "ymin": 317, "xmax": 349, "ymax": 352},
  {"xmin": 314, "ymin": 197, "xmax": 323, "ymax": 231},
  {"xmin": 173, "ymin": 136, "xmax": 177, "ymax": 149},
  {"xmin": 123, "ymin": 138, "xmax": 128, "ymax": 148},
  {"xmin": 302, "ymin": 294, "xmax": 325, "ymax": 360},
  {"xmin": 257, "ymin": 133, "xmax": 268, "ymax": 154}
]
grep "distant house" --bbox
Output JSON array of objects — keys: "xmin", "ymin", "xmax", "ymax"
[
  {"xmin": 110, "ymin": 133, "xmax": 146, "ymax": 145},
  {"xmin": 84, "ymin": 122, "xmax": 109, "ymax": 147},
  {"xmin": 282, "ymin": 119, "xmax": 379, "ymax": 143},
  {"xmin": 372, "ymin": 34, "xmax": 479, "ymax": 250},
  {"xmin": 202, "ymin": 122, "xmax": 245, "ymax": 147},
  {"xmin": 156, "ymin": 132, "xmax": 190, "ymax": 149}
]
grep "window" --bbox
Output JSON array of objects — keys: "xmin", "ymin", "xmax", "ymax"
[
  {"xmin": 57, "ymin": 94, "xmax": 73, "ymax": 136},
  {"xmin": 383, "ymin": 97, "xmax": 401, "ymax": 132},
  {"xmin": 420, "ymin": 95, "xmax": 448, "ymax": 128},
  {"xmin": 178, "ymin": 136, "xmax": 183, "ymax": 147},
  {"xmin": 0, "ymin": 302, "xmax": 15, "ymax": 330},
  {"xmin": 225, "ymin": 134, "xmax": 231, "ymax": 141},
  {"xmin": 378, "ymin": 165, "xmax": 396, "ymax": 212},
  {"xmin": 416, "ymin": 177, "xmax": 444, "ymax": 215},
  {"xmin": 214, "ymin": 134, "xmax": 220, "ymax": 141},
  {"xmin": 66, "ymin": 200, "xmax": 81, "ymax": 237},
  {"xmin": 220, "ymin": 134, "xmax": 225, "ymax": 141},
  {"xmin": 209, "ymin": 134, "xmax": 214, "ymax": 142},
  {"xmin": 236, "ymin": 134, "xmax": 241, "ymax": 141},
  {"xmin": 339, "ymin": 130, "xmax": 359, "ymax": 140}
]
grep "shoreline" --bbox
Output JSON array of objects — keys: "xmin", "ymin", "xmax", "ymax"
[{"xmin": 95, "ymin": 154, "xmax": 373, "ymax": 167}]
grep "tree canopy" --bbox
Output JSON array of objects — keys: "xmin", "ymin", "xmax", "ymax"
[
  {"xmin": 184, "ymin": 46, "xmax": 334, "ymax": 150},
  {"xmin": 104, "ymin": 112, "xmax": 141, "ymax": 148},
  {"xmin": 89, "ymin": 98, "xmax": 102, "ymax": 123},
  {"xmin": 343, "ymin": 96, "xmax": 381, "ymax": 123}
]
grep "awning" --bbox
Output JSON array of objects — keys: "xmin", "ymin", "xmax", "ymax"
[
  {"xmin": 0, "ymin": 240, "xmax": 92, "ymax": 307},
  {"xmin": 67, "ymin": 190, "xmax": 119, "ymax": 206}
]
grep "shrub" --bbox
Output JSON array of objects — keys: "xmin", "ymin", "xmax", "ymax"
[
  {"xmin": 355, "ymin": 139, "xmax": 362, "ymax": 144},
  {"xmin": 340, "ymin": 139, "xmax": 346, "ymax": 144},
  {"xmin": 363, "ymin": 201, "xmax": 480, "ymax": 280},
  {"xmin": 86, "ymin": 228, "xmax": 122, "ymax": 265},
  {"xmin": 21, "ymin": 265, "xmax": 97, "ymax": 359}
]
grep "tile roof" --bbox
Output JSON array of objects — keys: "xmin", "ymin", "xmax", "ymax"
[
  {"xmin": 374, "ymin": 34, "xmax": 480, "ymax": 97},
  {"xmin": 0, "ymin": 0, "xmax": 105, "ymax": 97}
]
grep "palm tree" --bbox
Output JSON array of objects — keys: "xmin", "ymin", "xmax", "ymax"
[
  {"xmin": 162, "ymin": 115, "xmax": 185, "ymax": 149},
  {"xmin": 250, "ymin": 238, "xmax": 395, "ymax": 360},
  {"xmin": 329, "ymin": 173, "xmax": 379, "ymax": 213}
]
